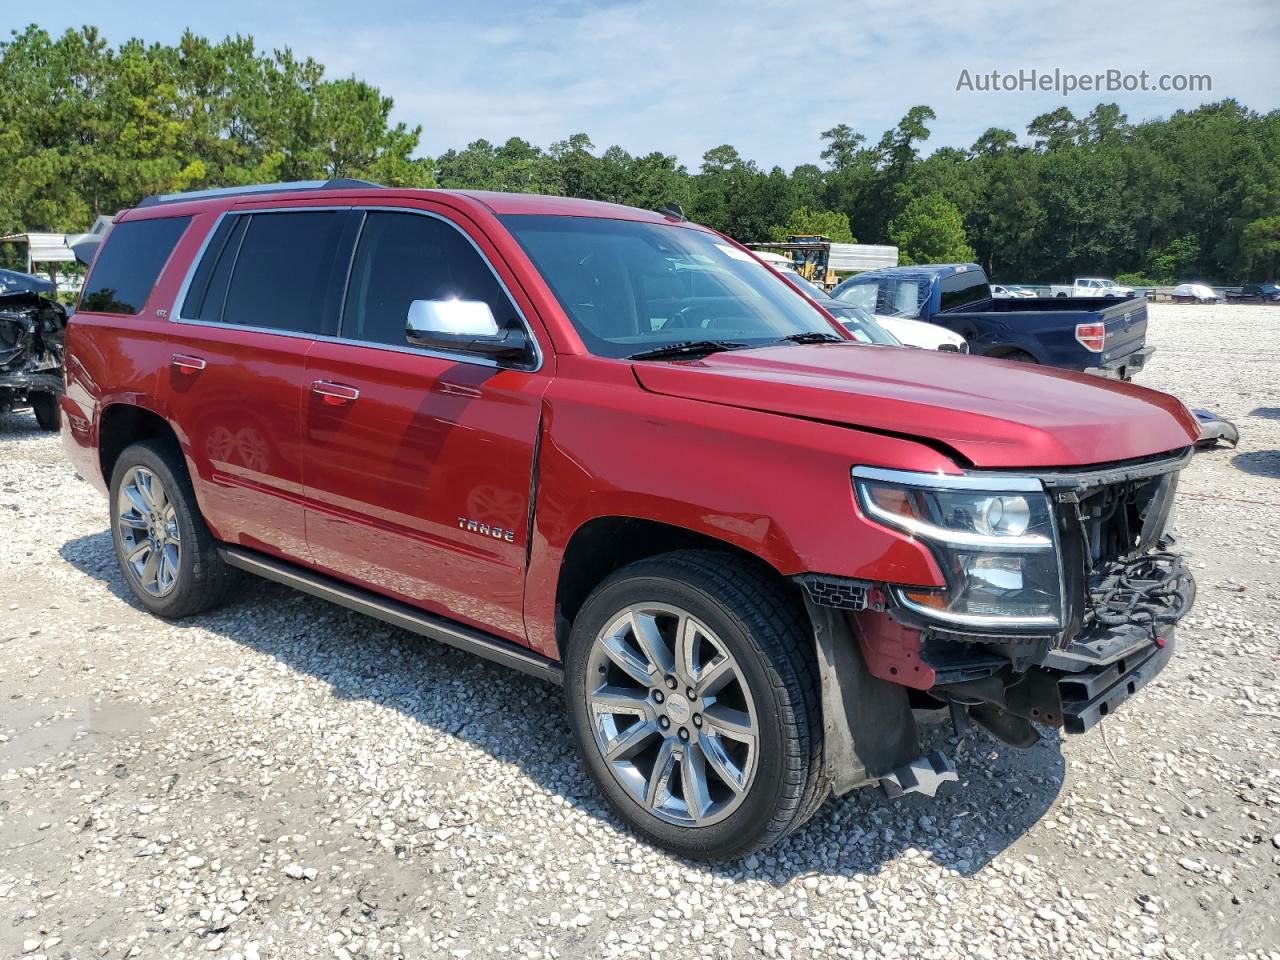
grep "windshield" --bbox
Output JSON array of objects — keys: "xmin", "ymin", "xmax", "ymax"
[
  {"xmin": 834, "ymin": 307, "xmax": 900, "ymax": 346},
  {"xmin": 832, "ymin": 275, "xmax": 929, "ymax": 318},
  {"xmin": 500, "ymin": 215, "xmax": 839, "ymax": 358},
  {"xmin": 780, "ymin": 271, "xmax": 830, "ymax": 301}
]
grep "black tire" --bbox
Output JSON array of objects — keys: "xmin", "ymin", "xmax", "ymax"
[
  {"xmin": 30, "ymin": 391, "xmax": 60, "ymax": 431},
  {"xmin": 997, "ymin": 349, "xmax": 1038, "ymax": 365},
  {"xmin": 565, "ymin": 550, "xmax": 825, "ymax": 859},
  {"xmin": 108, "ymin": 439, "xmax": 234, "ymax": 618}
]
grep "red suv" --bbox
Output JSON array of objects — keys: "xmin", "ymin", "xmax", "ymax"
[{"xmin": 62, "ymin": 180, "xmax": 1199, "ymax": 859}]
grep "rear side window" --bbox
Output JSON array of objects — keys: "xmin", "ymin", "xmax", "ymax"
[
  {"xmin": 939, "ymin": 270, "xmax": 990, "ymax": 312},
  {"xmin": 341, "ymin": 211, "xmax": 518, "ymax": 347},
  {"xmin": 81, "ymin": 216, "xmax": 191, "ymax": 314},
  {"xmin": 181, "ymin": 211, "xmax": 348, "ymax": 335},
  {"xmin": 181, "ymin": 215, "xmax": 249, "ymax": 323}
]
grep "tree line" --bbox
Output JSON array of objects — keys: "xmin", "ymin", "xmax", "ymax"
[{"xmin": 3, "ymin": 24, "xmax": 1278, "ymax": 283}]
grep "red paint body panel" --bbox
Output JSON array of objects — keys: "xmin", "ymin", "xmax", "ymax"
[
  {"xmin": 301, "ymin": 339, "xmax": 548, "ymax": 644},
  {"xmin": 161, "ymin": 323, "xmax": 314, "ymax": 561},
  {"xmin": 63, "ymin": 185, "xmax": 1201, "ymax": 669},
  {"xmin": 59, "ymin": 312, "xmax": 174, "ymax": 494},
  {"xmin": 632, "ymin": 343, "xmax": 1200, "ymax": 469},
  {"xmin": 520, "ymin": 355, "xmax": 954, "ymax": 659}
]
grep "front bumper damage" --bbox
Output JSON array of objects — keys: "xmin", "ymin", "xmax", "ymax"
[
  {"xmin": 798, "ymin": 448, "xmax": 1196, "ymax": 798},
  {"xmin": 927, "ymin": 549, "xmax": 1194, "ymax": 743},
  {"xmin": 0, "ymin": 291, "xmax": 66, "ymax": 407}
]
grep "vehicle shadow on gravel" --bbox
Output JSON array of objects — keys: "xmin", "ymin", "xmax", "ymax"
[
  {"xmin": 1230, "ymin": 449, "xmax": 1280, "ymax": 478},
  {"xmin": 59, "ymin": 528, "xmax": 1064, "ymax": 882},
  {"xmin": 1247, "ymin": 406, "xmax": 1280, "ymax": 419},
  {"xmin": 0, "ymin": 408, "xmax": 42, "ymax": 438}
]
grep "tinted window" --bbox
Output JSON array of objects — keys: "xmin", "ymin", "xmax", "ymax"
[
  {"xmin": 939, "ymin": 270, "xmax": 990, "ymax": 312},
  {"xmin": 341, "ymin": 211, "xmax": 518, "ymax": 347},
  {"xmin": 219, "ymin": 212, "xmax": 347, "ymax": 334},
  {"xmin": 181, "ymin": 215, "xmax": 248, "ymax": 322},
  {"xmin": 81, "ymin": 216, "xmax": 191, "ymax": 314}
]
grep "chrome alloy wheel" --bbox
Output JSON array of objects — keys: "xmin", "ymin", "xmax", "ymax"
[
  {"xmin": 116, "ymin": 466, "xmax": 182, "ymax": 598},
  {"xmin": 585, "ymin": 603, "xmax": 760, "ymax": 827}
]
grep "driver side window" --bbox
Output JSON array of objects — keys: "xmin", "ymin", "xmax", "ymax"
[{"xmin": 341, "ymin": 211, "xmax": 519, "ymax": 348}]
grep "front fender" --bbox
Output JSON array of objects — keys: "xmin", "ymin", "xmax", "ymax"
[{"xmin": 521, "ymin": 370, "xmax": 954, "ymax": 658}]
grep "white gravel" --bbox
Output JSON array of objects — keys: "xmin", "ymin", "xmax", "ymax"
[{"xmin": 1, "ymin": 303, "xmax": 1278, "ymax": 960}]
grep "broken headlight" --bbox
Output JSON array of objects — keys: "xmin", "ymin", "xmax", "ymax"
[{"xmin": 852, "ymin": 466, "xmax": 1062, "ymax": 630}]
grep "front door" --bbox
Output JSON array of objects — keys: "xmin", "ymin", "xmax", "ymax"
[{"xmin": 301, "ymin": 208, "xmax": 550, "ymax": 644}]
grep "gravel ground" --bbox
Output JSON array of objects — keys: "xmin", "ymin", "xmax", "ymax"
[{"xmin": 1, "ymin": 303, "xmax": 1278, "ymax": 960}]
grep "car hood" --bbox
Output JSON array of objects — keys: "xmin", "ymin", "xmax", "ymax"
[{"xmin": 631, "ymin": 343, "xmax": 1199, "ymax": 469}]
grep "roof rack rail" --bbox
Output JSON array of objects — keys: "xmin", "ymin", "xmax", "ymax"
[{"xmin": 137, "ymin": 178, "xmax": 385, "ymax": 207}]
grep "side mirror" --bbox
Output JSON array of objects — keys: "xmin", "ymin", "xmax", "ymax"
[{"xmin": 405, "ymin": 299, "xmax": 529, "ymax": 360}]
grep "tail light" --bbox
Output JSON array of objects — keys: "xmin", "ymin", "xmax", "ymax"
[{"xmin": 1075, "ymin": 322, "xmax": 1105, "ymax": 352}]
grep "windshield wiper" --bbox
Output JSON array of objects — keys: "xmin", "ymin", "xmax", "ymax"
[
  {"xmin": 778, "ymin": 332, "xmax": 844, "ymax": 344},
  {"xmin": 627, "ymin": 340, "xmax": 747, "ymax": 361}
]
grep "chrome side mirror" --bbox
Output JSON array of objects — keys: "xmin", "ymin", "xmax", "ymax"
[{"xmin": 405, "ymin": 299, "xmax": 528, "ymax": 360}]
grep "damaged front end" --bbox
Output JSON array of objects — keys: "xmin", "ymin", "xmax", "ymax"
[
  {"xmin": 798, "ymin": 448, "xmax": 1196, "ymax": 796},
  {"xmin": 0, "ymin": 290, "xmax": 68, "ymax": 423}
]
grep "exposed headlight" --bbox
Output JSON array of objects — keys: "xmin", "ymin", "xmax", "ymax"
[{"xmin": 852, "ymin": 466, "xmax": 1062, "ymax": 629}]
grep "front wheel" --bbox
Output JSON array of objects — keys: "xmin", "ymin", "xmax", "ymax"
[{"xmin": 565, "ymin": 551, "xmax": 825, "ymax": 859}]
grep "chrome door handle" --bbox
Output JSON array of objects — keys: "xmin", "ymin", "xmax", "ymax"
[
  {"xmin": 311, "ymin": 380, "xmax": 360, "ymax": 405},
  {"xmin": 171, "ymin": 353, "xmax": 207, "ymax": 373}
]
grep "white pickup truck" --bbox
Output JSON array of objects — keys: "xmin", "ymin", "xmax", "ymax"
[{"xmin": 1050, "ymin": 277, "xmax": 1136, "ymax": 298}]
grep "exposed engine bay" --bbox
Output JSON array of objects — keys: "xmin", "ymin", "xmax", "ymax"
[
  {"xmin": 923, "ymin": 451, "xmax": 1196, "ymax": 747},
  {"xmin": 0, "ymin": 290, "xmax": 67, "ymax": 430}
]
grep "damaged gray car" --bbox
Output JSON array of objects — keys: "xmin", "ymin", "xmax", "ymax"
[{"xmin": 0, "ymin": 271, "xmax": 67, "ymax": 431}]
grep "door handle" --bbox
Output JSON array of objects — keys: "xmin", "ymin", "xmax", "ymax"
[
  {"xmin": 171, "ymin": 353, "xmax": 207, "ymax": 373},
  {"xmin": 311, "ymin": 380, "xmax": 360, "ymax": 405}
]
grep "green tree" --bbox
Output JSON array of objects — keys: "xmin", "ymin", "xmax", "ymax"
[
  {"xmin": 3, "ymin": 25, "xmax": 1278, "ymax": 284},
  {"xmin": 1146, "ymin": 234, "xmax": 1200, "ymax": 283},
  {"xmin": 1241, "ymin": 216, "xmax": 1280, "ymax": 277},
  {"xmin": 768, "ymin": 207, "xmax": 854, "ymax": 243},
  {"xmin": 819, "ymin": 124, "xmax": 865, "ymax": 171},
  {"xmin": 889, "ymin": 193, "xmax": 975, "ymax": 265},
  {"xmin": 0, "ymin": 23, "xmax": 429, "ymax": 239},
  {"xmin": 1028, "ymin": 107, "xmax": 1078, "ymax": 150}
]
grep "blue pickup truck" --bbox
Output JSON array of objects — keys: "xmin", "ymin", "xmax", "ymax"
[{"xmin": 830, "ymin": 263, "xmax": 1154, "ymax": 380}]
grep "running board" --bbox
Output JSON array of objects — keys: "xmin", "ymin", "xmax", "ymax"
[{"xmin": 218, "ymin": 545, "xmax": 563, "ymax": 685}]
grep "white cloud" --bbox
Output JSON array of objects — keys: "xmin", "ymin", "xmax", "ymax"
[{"xmin": 29, "ymin": 0, "xmax": 1280, "ymax": 167}]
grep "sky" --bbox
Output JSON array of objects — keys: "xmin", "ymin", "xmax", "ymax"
[{"xmin": 15, "ymin": 0, "xmax": 1280, "ymax": 170}]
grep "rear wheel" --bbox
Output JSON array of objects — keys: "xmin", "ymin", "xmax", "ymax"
[
  {"xmin": 565, "ymin": 551, "xmax": 825, "ymax": 859},
  {"xmin": 998, "ymin": 349, "xmax": 1038, "ymax": 365},
  {"xmin": 109, "ymin": 440, "xmax": 233, "ymax": 618},
  {"xmin": 30, "ymin": 391, "xmax": 60, "ymax": 431}
]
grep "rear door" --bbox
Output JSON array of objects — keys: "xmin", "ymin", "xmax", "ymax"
[
  {"xmin": 301, "ymin": 205, "xmax": 551, "ymax": 645},
  {"xmin": 164, "ymin": 207, "xmax": 355, "ymax": 561}
]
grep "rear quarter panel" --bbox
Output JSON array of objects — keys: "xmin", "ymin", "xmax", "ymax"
[{"xmin": 61, "ymin": 213, "xmax": 213, "ymax": 493}]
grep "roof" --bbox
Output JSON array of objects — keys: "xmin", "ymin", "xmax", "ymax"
[
  {"xmin": 451, "ymin": 190, "xmax": 681, "ymax": 223},
  {"xmin": 117, "ymin": 180, "xmax": 688, "ymax": 226}
]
